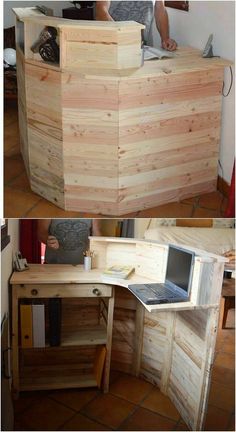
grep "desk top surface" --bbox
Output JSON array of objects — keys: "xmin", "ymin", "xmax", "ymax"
[
  {"xmin": 84, "ymin": 46, "xmax": 231, "ymax": 80},
  {"xmin": 10, "ymin": 264, "xmax": 218, "ymax": 313},
  {"xmin": 10, "ymin": 264, "xmax": 154, "ymax": 286}
]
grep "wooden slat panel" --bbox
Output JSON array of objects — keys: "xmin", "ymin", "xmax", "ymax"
[
  {"xmin": 16, "ymin": 47, "xmax": 29, "ymax": 173},
  {"xmin": 119, "ymin": 69, "xmax": 223, "ymax": 108}
]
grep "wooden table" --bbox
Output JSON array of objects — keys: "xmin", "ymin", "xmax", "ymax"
[
  {"xmin": 10, "ymin": 237, "xmax": 227, "ymax": 431},
  {"xmin": 12, "ymin": 10, "xmax": 232, "ymax": 215}
]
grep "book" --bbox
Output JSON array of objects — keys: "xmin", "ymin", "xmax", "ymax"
[
  {"xmin": 32, "ymin": 304, "xmax": 45, "ymax": 348},
  {"xmin": 143, "ymin": 45, "xmax": 176, "ymax": 60},
  {"xmin": 102, "ymin": 265, "xmax": 134, "ymax": 279},
  {"xmin": 48, "ymin": 298, "xmax": 61, "ymax": 346},
  {"xmin": 20, "ymin": 304, "xmax": 33, "ymax": 348}
]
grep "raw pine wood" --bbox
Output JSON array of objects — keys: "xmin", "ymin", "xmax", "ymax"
[
  {"xmin": 12, "ymin": 288, "xmax": 20, "ymax": 398},
  {"xmin": 11, "ymin": 237, "xmax": 228, "ymax": 429},
  {"xmin": 176, "ymin": 219, "xmax": 213, "ymax": 228},
  {"xmin": 11, "ymin": 272, "xmax": 114, "ymax": 395},
  {"xmin": 133, "ymin": 301, "xmax": 144, "ymax": 376},
  {"xmin": 13, "ymin": 10, "xmax": 231, "ymax": 215},
  {"xmin": 103, "ymin": 290, "xmax": 115, "ymax": 392},
  {"xmin": 94, "ymin": 346, "xmax": 107, "ymax": 389},
  {"xmin": 61, "ymin": 326, "xmax": 107, "ymax": 346},
  {"xmin": 20, "ymin": 368, "xmax": 97, "ymax": 391}
]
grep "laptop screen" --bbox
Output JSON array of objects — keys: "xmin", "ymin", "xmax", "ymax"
[{"xmin": 166, "ymin": 245, "xmax": 194, "ymax": 293}]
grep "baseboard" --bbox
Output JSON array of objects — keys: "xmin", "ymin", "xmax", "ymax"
[{"xmin": 217, "ymin": 175, "xmax": 230, "ymax": 198}]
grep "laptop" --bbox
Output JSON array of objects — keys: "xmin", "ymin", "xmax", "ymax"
[{"xmin": 128, "ymin": 245, "xmax": 195, "ymax": 305}]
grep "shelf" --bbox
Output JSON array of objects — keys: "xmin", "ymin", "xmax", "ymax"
[
  {"xmin": 20, "ymin": 364, "xmax": 97, "ymax": 391},
  {"xmin": 20, "ymin": 346, "xmax": 106, "ymax": 391},
  {"xmin": 20, "ymin": 325, "xmax": 107, "ymax": 349},
  {"xmin": 61, "ymin": 326, "xmax": 107, "ymax": 346}
]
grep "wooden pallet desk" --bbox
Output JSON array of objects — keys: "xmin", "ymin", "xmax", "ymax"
[
  {"xmin": 13, "ymin": 10, "xmax": 232, "ymax": 215},
  {"xmin": 10, "ymin": 237, "xmax": 227, "ymax": 430}
]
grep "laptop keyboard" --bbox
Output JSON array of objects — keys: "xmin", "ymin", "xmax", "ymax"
[{"xmin": 143, "ymin": 284, "xmax": 180, "ymax": 299}]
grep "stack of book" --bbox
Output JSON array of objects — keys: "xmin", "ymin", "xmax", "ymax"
[
  {"xmin": 102, "ymin": 265, "xmax": 134, "ymax": 279},
  {"xmin": 20, "ymin": 299, "xmax": 62, "ymax": 348}
]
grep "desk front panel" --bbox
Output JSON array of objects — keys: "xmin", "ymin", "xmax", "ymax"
[{"xmin": 14, "ymin": 283, "xmax": 112, "ymax": 299}]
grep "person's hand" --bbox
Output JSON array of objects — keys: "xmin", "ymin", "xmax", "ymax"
[
  {"xmin": 162, "ymin": 38, "xmax": 177, "ymax": 51},
  {"xmin": 223, "ymin": 250, "xmax": 236, "ymax": 263},
  {"xmin": 47, "ymin": 235, "xmax": 59, "ymax": 250}
]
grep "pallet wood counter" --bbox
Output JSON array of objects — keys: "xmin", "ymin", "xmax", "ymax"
[
  {"xmin": 11, "ymin": 237, "xmax": 227, "ymax": 430},
  {"xmin": 13, "ymin": 10, "xmax": 231, "ymax": 215}
]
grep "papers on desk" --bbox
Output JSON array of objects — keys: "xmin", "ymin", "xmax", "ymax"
[{"xmin": 143, "ymin": 45, "xmax": 176, "ymax": 61}]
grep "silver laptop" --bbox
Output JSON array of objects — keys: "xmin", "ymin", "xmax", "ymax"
[{"xmin": 128, "ymin": 245, "xmax": 195, "ymax": 305}]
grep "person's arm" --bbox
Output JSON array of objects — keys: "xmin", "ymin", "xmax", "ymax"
[
  {"xmin": 37, "ymin": 219, "xmax": 59, "ymax": 250},
  {"xmin": 95, "ymin": 1, "xmax": 113, "ymax": 21},
  {"xmin": 92, "ymin": 220, "xmax": 102, "ymax": 236},
  {"xmin": 154, "ymin": 1, "xmax": 177, "ymax": 51}
]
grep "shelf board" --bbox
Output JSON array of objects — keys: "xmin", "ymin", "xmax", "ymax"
[
  {"xmin": 20, "ymin": 325, "xmax": 107, "ymax": 349},
  {"xmin": 61, "ymin": 326, "xmax": 107, "ymax": 346},
  {"xmin": 20, "ymin": 365, "xmax": 97, "ymax": 391}
]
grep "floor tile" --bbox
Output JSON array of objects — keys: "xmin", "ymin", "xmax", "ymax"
[
  {"xmin": 138, "ymin": 202, "xmax": 193, "ymax": 218},
  {"xmin": 198, "ymin": 191, "xmax": 226, "ymax": 211},
  {"xmin": 24, "ymin": 199, "xmax": 85, "ymax": 218},
  {"xmin": 180, "ymin": 196, "xmax": 198, "ymax": 206},
  {"xmin": 4, "ymin": 101, "xmax": 18, "ymax": 126},
  {"xmin": 8, "ymin": 171, "xmax": 32, "ymax": 193},
  {"xmin": 4, "ymin": 120, "xmax": 20, "ymax": 156},
  {"xmin": 16, "ymin": 397, "xmax": 75, "ymax": 431},
  {"xmin": 4, "ymin": 186, "xmax": 41, "ymax": 217},
  {"xmin": 204, "ymin": 404, "xmax": 231, "ymax": 431},
  {"xmin": 49, "ymin": 388, "xmax": 99, "ymax": 412},
  {"xmin": 175, "ymin": 420, "xmax": 190, "ymax": 430},
  {"xmin": 81, "ymin": 393, "xmax": 135, "ymax": 429},
  {"xmin": 208, "ymin": 380, "xmax": 235, "ymax": 412},
  {"xmin": 60, "ymin": 412, "xmax": 110, "ymax": 431},
  {"xmin": 4, "ymin": 156, "xmax": 25, "ymax": 184},
  {"xmin": 141, "ymin": 387, "xmax": 180, "ymax": 421},
  {"xmin": 119, "ymin": 406, "xmax": 176, "ymax": 431},
  {"xmin": 211, "ymin": 365, "xmax": 235, "ymax": 390},
  {"xmin": 192, "ymin": 206, "xmax": 222, "ymax": 218},
  {"xmin": 110, "ymin": 373, "xmax": 153, "ymax": 404},
  {"xmin": 13, "ymin": 390, "xmax": 50, "ymax": 416},
  {"xmin": 214, "ymin": 351, "xmax": 235, "ymax": 371}
]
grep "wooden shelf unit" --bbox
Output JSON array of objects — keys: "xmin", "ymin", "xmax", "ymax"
[
  {"xmin": 13, "ymin": 288, "xmax": 114, "ymax": 395},
  {"xmin": 11, "ymin": 237, "xmax": 227, "ymax": 431}
]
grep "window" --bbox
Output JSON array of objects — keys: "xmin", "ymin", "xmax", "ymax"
[
  {"xmin": 1, "ymin": 219, "xmax": 10, "ymax": 251},
  {"xmin": 165, "ymin": 1, "xmax": 189, "ymax": 11}
]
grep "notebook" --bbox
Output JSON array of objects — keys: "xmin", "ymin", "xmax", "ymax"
[{"xmin": 128, "ymin": 245, "xmax": 195, "ymax": 305}]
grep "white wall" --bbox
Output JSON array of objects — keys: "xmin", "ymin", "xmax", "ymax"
[
  {"xmin": 153, "ymin": 1, "xmax": 235, "ymax": 184},
  {"xmin": 4, "ymin": 1, "xmax": 71, "ymax": 28},
  {"xmin": 1, "ymin": 219, "xmax": 19, "ymax": 318}
]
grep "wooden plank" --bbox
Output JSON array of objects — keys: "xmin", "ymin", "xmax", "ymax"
[
  {"xmin": 103, "ymin": 290, "xmax": 114, "ymax": 392},
  {"xmin": 12, "ymin": 288, "xmax": 20, "ymax": 397},
  {"xmin": 20, "ymin": 368, "xmax": 97, "ymax": 391},
  {"xmin": 133, "ymin": 301, "xmax": 144, "ymax": 376},
  {"xmin": 61, "ymin": 326, "xmax": 107, "ymax": 346},
  {"xmin": 16, "ymin": 46, "xmax": 29, "ymax": 175},
  {"xmin": 94, "ymin": 346, "xmax": 107, "ymax": 389}
]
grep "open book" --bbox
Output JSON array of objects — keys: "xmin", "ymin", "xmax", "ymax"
[{"xmin": 143, "ymin": 45, "xmax": 176, "ymax": 60}]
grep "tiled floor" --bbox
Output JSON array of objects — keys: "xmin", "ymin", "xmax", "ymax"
[
  {"xmin": 13, "ymin": 308, "xmax": 235, "ymax": 431},
  {"xmin": 4, "ymin": 101, "xmax": 229, "ymax": 219}
]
